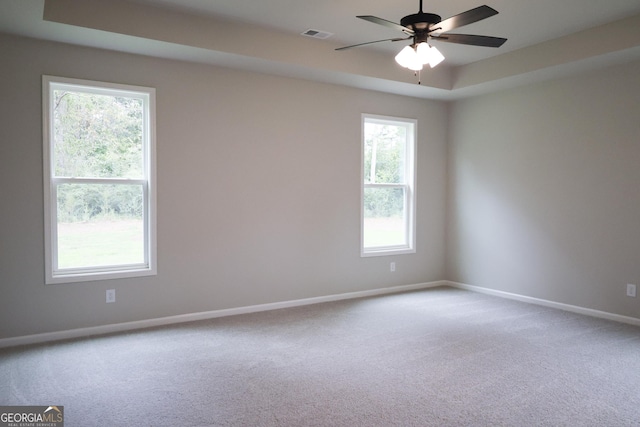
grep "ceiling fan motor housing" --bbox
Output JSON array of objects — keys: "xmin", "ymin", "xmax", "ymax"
[{"xmin": 400, "ymin": 12, "xmax": 441, "ymax": 32}]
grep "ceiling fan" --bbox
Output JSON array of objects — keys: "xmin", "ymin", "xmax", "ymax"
[{"xmin": 336, "ymin": 1, "xmax": 507, "ymax": 72}]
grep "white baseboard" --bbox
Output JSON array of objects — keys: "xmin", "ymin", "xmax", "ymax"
[
  {"xmin": 0, "ymin": 280, "xmax": 447, "ymax": 349},
  {"xmin": 447, "ymin": 281, "xmax": 640, "ymax": 327}
]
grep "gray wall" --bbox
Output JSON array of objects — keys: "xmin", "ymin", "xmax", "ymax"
[
  {"xmin": 447, "ymin": 58, "xmax": 640, "ymax": 318},
  {"xmin": 4, "ymin": 30, "xmax": 640, "ymax": 341},
  {"xmin": 0, "ymin": 33, "xmax": 447, "ymax": 339}
]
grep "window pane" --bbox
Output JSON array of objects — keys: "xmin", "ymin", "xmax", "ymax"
[
  {"xmin": 53, "ymin": 90, "xmax": 143, "ymax": 178},
  {"xmin": 363, "ymin": 187, "xmax": 406, "ymax": 248},
  {"xmin": 363, "ymin": 122, "xmax": 407, "ymax": 184},
  {"xmin": 56, "ymin": 183, "xmax": 144, "ymax": 269}
]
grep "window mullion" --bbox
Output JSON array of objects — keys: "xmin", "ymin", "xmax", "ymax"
[
  {"xmin": 364, "ymin": 183, "xmax": 405, "ymax": 188},
  {"xmin": 52, "ymin": 177, "xmax": 146, "ymax": 185}
]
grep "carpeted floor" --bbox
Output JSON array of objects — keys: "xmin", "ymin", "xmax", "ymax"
[{"xmin": 1, "ymin": 286, "xmax": 640, "ymax": 426}]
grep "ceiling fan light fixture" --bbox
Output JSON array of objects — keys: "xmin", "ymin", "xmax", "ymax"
[{"xmin": 395, "ymin": 42, "xmax": 444, "ymax": 71}]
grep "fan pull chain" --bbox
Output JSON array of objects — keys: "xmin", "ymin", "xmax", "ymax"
[{"xmin": 415, "ymin": 70, "xmax": 421, "ymax": 85}]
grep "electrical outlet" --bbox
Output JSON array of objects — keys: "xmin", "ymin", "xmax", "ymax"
[
  {"xmin": 390, "ymin": 262, "xmax": 396, "ymax": 272},
  {"xmin": 627, "ymin": 284, "xmax": 636, "ymax": 298},
  {"xmin": 106, "ymin": 289, "xmax": 116, "ymax": 303}
]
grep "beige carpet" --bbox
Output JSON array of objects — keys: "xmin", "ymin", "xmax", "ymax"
[{"xmin": 1, "ymin": 286, "xmax": 640, "ymax": 426}]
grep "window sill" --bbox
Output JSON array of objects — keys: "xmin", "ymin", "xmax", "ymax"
[
  {"xmin": 361, "ymin": 247, "xmax": 416, "ymax": 257},
  {"xmin": 46, "ymin": 267, "xmax": 156, "ymax": 285}
]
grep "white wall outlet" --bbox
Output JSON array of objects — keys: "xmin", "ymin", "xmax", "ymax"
[
  {"xmin": 106, "ymin": 289, "xmax": 116, "ymax": 303},
  {"xmin": 627, "ymin": 284, "xmax": 636, "ymax": 298},
  {"xmin": 390, "ymin": 262, "xmax": 396, "ymax": 272}
]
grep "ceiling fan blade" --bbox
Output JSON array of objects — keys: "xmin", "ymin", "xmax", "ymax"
[
  {"xmin": 357, "ymin": 15, "xmax": 414, "ymax": 35},
  {"xmin": 431, "ymin": 5, "xmax": 498, "ymax": 34},
  {"xmin": 430, "ymin": 33, "xmax": 507, "ymax": 48},
  {"xmin": 335, "ymin": 37, "xmax": 411, "ymax": 51}
]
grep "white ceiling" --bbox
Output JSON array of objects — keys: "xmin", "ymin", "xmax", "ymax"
[{"xmin": 2, "ymin": 0, "xmax": 640, "ymax": 99}]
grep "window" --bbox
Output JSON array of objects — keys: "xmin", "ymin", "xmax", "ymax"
[
  {"xmin": 362, "ymin": 114, "xmax": 416, "ymax": 256},
  {"xmin": 43, "ymin": 76, "xmax": 156, "ymax": 284}
]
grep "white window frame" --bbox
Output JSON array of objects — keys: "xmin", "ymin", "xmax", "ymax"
[
  {"xmin": 43, "ymin": 75, "xmax": 157, "ymax": 284},
  {"xmin": 361, "ymin": 114, "xmax": 416, "ymax": 257}
]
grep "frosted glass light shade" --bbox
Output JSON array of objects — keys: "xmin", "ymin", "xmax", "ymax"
[
  {"xmin": 427, "ymin": 45, "xmax": 445, "ymax": 68},
  {"xmin": 415, "ymin": 42, "xmax": 445, "ymax": 68},
  {"xmin": 394, "ymin": 45, "xmax": 423, "ymax": 71}
]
